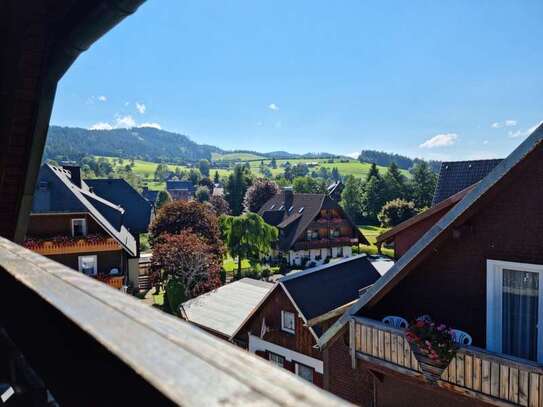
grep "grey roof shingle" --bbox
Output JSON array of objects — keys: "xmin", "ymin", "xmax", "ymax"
[{"xmin": 432, "ymin": 159, "xmax": 503, "ymax": 205}]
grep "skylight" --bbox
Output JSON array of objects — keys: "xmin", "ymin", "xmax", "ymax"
[
  {"xmin": 270, "ymin": 204, "xmax": 275, "ymax": 209},
  {"xmin": 298, "ymin": 207, "xmax": 304, "ymax": 213}
]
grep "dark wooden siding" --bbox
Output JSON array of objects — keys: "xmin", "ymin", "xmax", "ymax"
[
  {"xmin": 235, "ymin": 285, "xmax": 321, "ymax": 360},
  {"xmin": 365, "ymin": 143, "xmax": 543, "ymax": 348},
  {"xmin": 48, "ymin": 250, "xmax": 126, "ymax": 275},
  {"xmin": 27, "ymin": 213, "xmax": 105, "ymax": 237}
]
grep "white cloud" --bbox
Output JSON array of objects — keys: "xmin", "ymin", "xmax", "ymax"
[
  {"xmin": 509, "ymin": 121, "xmax": 543, "ymax": 138},
  {"xmin": 268, "ymin": 103, "xmax": 279, "ymax": 111},
  {"xmin": 491, "ymin": 119, "xmax": 517, "ymax": 129},
  {"xmin": 98, "ymin": 95, "xmax": 107, "ymax": 102},
  {"xmin": 115, "ymin": 115, "xmax": 136, "ymax": 128},
  {"xmin": 136, "ymin": 102, "xmax": 146, "ymax": 114},
  {"xmin": 89, "ymin": 122, "xmax": 113, "ymax": 130},
  {"xmin": 345, "ymin": 152, "xmax": 360, "ymax": 159},
  {"xmin": 419, "ymin": 133, "xmax": 459, "ymax": 149},
  {"xmin": 139, "ymin": 122, "xmax": 161, "ymax": 129}
]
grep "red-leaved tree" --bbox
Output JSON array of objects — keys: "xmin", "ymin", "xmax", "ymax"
[
  {"xmin": 243, "ymin": 179, "xmax": 280, "ymax": 213},
  {"xmin": 149, "ymin": 200, "xmax": 224, "ymax": 259},
  {"xmin": 150, "ymin": 232, "xmax": 221, "ymax": 300}
]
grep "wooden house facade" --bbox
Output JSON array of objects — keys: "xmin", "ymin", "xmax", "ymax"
[{"xmin": 319, "ymin": 125, "xmax": 543, "ymax": 406}]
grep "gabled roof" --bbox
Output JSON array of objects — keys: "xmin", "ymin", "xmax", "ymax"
[
  {"xmin": 318, "ymin": 124, "xmax": 543, "ymax": 348},
  {"xmin": 32, "ymin": 164, "xmax": 137, "ymax": 256},
  {"xmin": 85, "ymin": 179, "xmax": 152, "ymax": 234},
  {"xmin": 141, "ymin": 187, "xmax": 159, "ymax": 205},
  {"xmin": 166, "ymin": 180, "xmax": 194, "ymax": 191},
  {"xmin": 432, "ymin": 159, "xmax": 502, "ymax": 205},
  {"xmin": 280, "ymin": 255, "xmax": 382, "ymax": 336},
  {"xmin": 376, "ymin": 183, "xmax": 477, "ymax": 246},
  {"xmin": 180, "ymin": 278, "xmax": 273, "ymax": 338},
  {"xmin": 231, "ymin": 255, "xmax": 386, "ymax": 341},
  {"xmin": 258, "ymin": 192, "xmax": 368, "ymax": 250}
]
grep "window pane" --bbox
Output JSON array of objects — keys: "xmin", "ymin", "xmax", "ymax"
[
  {"xmin": 269, "ymin": 353, "xmax": 284, "ymax": 368},
  {"xmin": 502, "ymin": 269, "xmax": 539, "ymax": 361},
  {"xmin": 80, "ymin": 256, "xmax": 96, "ymax": 275},
  {"xmin": 297, "ymin": 364, "xmax": 313, "ymax": 383},
  {"xmin": 282, "ymin": 311, "xmax": 295, "ymax": 332}
]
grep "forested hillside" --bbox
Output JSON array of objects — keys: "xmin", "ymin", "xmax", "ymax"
[{"xmin": 359, "ymin": 150, "xmax": 441, "ymax": 172}]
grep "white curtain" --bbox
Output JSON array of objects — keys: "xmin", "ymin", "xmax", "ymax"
[{"xmin": 502, "ymin": 269, "xmax": 539, "ymax": 361}]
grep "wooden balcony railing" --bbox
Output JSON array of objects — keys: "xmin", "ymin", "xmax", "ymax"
[
  {"xmin": 23, "ymin": 237, "xmax": 121, "ymax": 255},
  {"xmin": 294, "ymin": 237, "xmax": 359, "ymax": 250},
  {"xmin": 351, "ymin": 316, "xmax": 543, "ymax": 407},
  {"xmin": 95, "ymin": 275, "xmax": 124, "ymax": 289},
  {"xmin": 0, "ymin": 237, "xmax": 347, "ymax": 406}
]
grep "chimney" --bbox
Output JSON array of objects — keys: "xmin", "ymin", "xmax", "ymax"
[
  {"xmin": 62, "ymin": 162, "xmax": 81, "ymax": 188},
  {"xmin": 284, "ymin": 187, "xmax": 294, "ymax": 210}
]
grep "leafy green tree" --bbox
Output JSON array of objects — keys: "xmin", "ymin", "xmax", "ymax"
[
  {"xmin": 198, "ymin": 159, "xmax": 210, "ymax": 177},
  {"xmin": 283, "ymin": 162, "xmax": 293, "ymax": 181},
  {"xmin": 366, "ymin": 162, "xmax": 380, "ymax": 181},
  {"xmin": 409, "ymin": 161, "xmax": 437, "ymax": 209},
  {"xmin": 195, "ymin": 186, "xmax": 211, "ymax": 203},
  {"xmin": 187, "ymin": 168, "xmax": 201, "ymax": 185},
  {"xmin": 243, "ymin": 179, "xmax": 280, "ymax": 212},
  {"xmin": 220, "ymin": 213, "xmax": 278, "ymax": 279},
  {"xmin": 341, "ymin": 175, "xmax": 363, "ymax": 222},
  {"xmin": 213, "ymin": 170, "xmax": 220, "ymax": 184},
  {"xmin": 331, "ymin": 167, "xmax": 341, "ymax": 181},
  {"xmin": 292, "ymin": 176, "xmax": 327, "ymax": 194},
  {"xmin": 383, "ymin": 162, "xmax": 406, "ymax": 202},
  {"xmin": 362, "ymin": 175, "xmax": 387, "ymax": 224},
  {"xmin": 156, "ymin": 190, "xmax": 171, "ymax": 209},
  {"xmin": 378, "ymin": 199, "xmax": 418, "ymax": 227},
  {"xmin": 270, "ymin": 158, "xmax": 277, "ymax": 169},
  {"xmin": 225, "ymin": 165, "xmax": 252, "ymax": 215},
  {"xmin": 154, "ymin": 163, "xmax": 170, "ymax": 181},
  {"xmin": 198, "ymin": 177, "xmax": 214, "ymax": 194}
]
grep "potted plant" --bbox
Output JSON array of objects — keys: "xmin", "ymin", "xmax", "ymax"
[{"xmin": 405, "ymin": 316, "xmax": 457, "ymax": 383}]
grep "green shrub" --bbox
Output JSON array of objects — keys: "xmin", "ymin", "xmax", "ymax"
[{"xmin": 378, "ymin": 199, "xmax": 417, "ymax": 227}]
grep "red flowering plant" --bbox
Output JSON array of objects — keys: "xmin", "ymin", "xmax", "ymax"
[{"xmin": 405, "ymin": 316, "xmax": 457, "ymax": 366}]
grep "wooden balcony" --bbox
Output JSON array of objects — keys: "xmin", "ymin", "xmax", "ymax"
[
  {"xmin": 0, "ymin": 237, "xmax": 347, "ymax": 406},
  {"xmin": 294, "ymin": 237, "xmax": 359, "ymax": 250},
  {"xmin": 351, "ymin": 316, "xmax": 543, "ymax": 407},
  {"xmin": 23, "ymin": 236, "xmax": 121, "ymax": 255},
  {"xmin": 96, "ymin": 275, "xmax": 125, "ymax": 289}
]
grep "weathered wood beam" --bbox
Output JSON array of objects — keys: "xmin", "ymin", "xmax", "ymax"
[{"xmin": 0, "ymin": 238, "xmax": 350, "ymax": 406}]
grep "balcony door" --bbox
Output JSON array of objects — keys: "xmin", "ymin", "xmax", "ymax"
[{"xmin": 487, "ymin": 260, "xmax": 543, "ymax": 362}]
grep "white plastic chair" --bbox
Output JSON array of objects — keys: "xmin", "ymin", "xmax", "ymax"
[
  {"xmin": 417, "ymin": 314, "xmax": 432, "ymax": 323},
  {"xmin": 450, "ymin": 329, "xmax": 472, "ymax": 346},
  {"xmin": 382, "ymin": 316, "xmax": 408, "ymax": 329}
]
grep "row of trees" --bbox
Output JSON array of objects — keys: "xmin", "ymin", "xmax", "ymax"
[{"xmin": 342, "ymin": 161, "xmax": 437, "ymax": 226}]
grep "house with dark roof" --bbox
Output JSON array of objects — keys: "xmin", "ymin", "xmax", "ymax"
[
  {"xmin": 141, "ymin": 186, "xmax": 160, "ymax": 209},
  {"xmin": 232, "ymin": 255, "xmax": 387, "ymax": 387},
  {"xmin": 24, "ymin": 164, "xmax": 144, "ymax": 290},
  {"xmin": 318, "ymin": 123, "xmax": 543, "ymax": 406},
  {"xmin": 166, "ymin": 179, "xmax": 195, "ymax": 201},
  {"xmin": 259, "ymin": 189, "xmax": 368, "ymax": 266},
  {"xmin": 375, "ymin": 158, "xmax": 503, "ymax": 260},
  {"xmin": 327, "ymin": 181, "xmax": 344, "ymax": 202}
]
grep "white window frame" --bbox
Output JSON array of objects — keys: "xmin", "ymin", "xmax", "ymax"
[
  {"xmin": 71, "ymin": 218, "xmax": 87, "ymax": 237},
  {"xmin": 486, "ymin": 259, "xmax": 543, "ymax": 362},
  {"xmin": 78, "ymin": 255, "xmax": 97, "ymax": 276},
  {"xmin": 268, "ymin": 352, "xmax": 285, "ymax": 368},
  {"xmin": 295, "ymin": 362, "xmax": 314, "ymax": 383},
  {"xmin": 281, "ymin": 310, "xmax": 295, "ymax": 334}
]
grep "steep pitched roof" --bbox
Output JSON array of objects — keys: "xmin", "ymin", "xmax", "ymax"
[
  {"xmin": 318, "ymin": 124, "xmax": 543, "ymax": 348},
  {"xmin": 85, "ymin": 179, "xmax": 152, "ymax": 234},
  {"xmin": 432, "ymin": 159, "xmax": 502, "ymax": 205},
  {"xmin": 180, "ymin": 278, "xmax": 273, "ymax": 338},
  {"xmin": 166, "ymin": 180, "xmax": 194, "ymax": 191},
  {"xmin": 141, "ymin": 187, "xmax": 159, "ymax": 206},
  {"xmin": 280, "ymin": 255, "xmax": 382, "ymax": 332},
  {"xmin": 32, "ymin": 164, "xmax": 137, "ymax": 256},
  {"xmin": 258, "ymin": 192, "xmax": 368, "ymax": 250}
]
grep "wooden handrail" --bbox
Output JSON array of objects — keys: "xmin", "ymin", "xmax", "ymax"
[{"xmin": 0, "ymin": 238, "xmax": 349, "ymax": 406}]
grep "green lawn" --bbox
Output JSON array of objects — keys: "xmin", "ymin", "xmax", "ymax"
[
  {"xmin": 212, "ymin": 152, "xmax": 266, "ymax": 161},
  {"xmin": 222, "ymin": 256, "xmax": 251, "ymax": 273},
  {"xmin": 358, "ymin": 225, "xmax": 394, "ymax": 258}
]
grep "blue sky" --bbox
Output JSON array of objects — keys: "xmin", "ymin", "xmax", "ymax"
[{"xmin": 51, "ymin": 0, "xmax": 543, "ymax": 160}]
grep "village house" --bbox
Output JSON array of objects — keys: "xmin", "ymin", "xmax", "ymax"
[
  {"xmin": 166, "ymin": 179, "xmax": 195, "ymax": 201},
  {"xmin": 232, "ymin": 255, "xmax": 390, "ymax": 387},
  {"xmin": 23, "ymin": 164, "xmax": 151, "ymax": 289},
  {"xmin": 377, "ymin": 158, "xmax": 503, "ymax": 259},
  {"xmin": 318, "ymin": 124, "xmax": 543, "ymax": 407},
  {"xmin": 259, "ymin": 188, "xmax": 368, "ymax": 266}
]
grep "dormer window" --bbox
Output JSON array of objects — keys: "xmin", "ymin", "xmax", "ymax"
[
  {"xmin": 270, "ymin": 204, "xmax": 275, "ymax": 210},
  {"xmin": 487, "ymin": 260, "xmax": 543, "ymax": 362},
  {"xmin": 71, "ymin": 218, "xmax": 87, "ymax": 237},
  {"xmin": 278, "ymin": 205, "xmax": 284, "ymax": 211}
]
